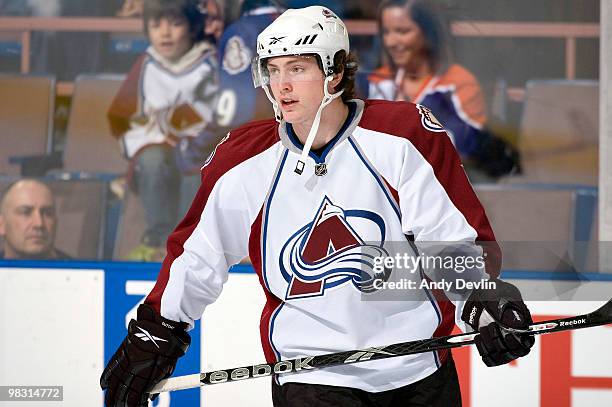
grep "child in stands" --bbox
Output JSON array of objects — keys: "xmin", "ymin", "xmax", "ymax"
[{"xmin": 108, "ymin": 0, "xmax": 220, "ymax": 260}]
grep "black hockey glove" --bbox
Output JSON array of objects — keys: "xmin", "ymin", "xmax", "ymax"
[
  {"xmin": 461, "ymin": 279, "xmax": 535, "ymax": 367},
  {"xmin": 100, "ymin": 304, "xmax": 190, "ymax": 407}
]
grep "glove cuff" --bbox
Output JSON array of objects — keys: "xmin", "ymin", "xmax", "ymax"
[
  {"xmin": 461, "ymin": 297, "xmax": 484, "ymax": 330},
  {"xmin": 131, "ymin": 304, "xmax": 191, "ymax": 356},
  {"xmin": 137, "ymin": 303, "xmax": 190, "ymax": 332}
]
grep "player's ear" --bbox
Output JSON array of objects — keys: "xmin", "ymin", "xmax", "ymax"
[
  {"xmin": 0, "ymin": 214, "xmax": 5, "ymax": 236},
  {"xmin": 328, "ymin": 68, "xmax": 344, "ymax": 92}
]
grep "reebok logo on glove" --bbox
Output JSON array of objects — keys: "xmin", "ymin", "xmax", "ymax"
[
  {"xmin": 162, "ymin": 321, "xmax": 177, "ymax": 330},
  {"xmin": 135, "ymin": 326, "xmax": 169, "ymax": 348},
  {"xmin": 469, "ymin": 306, "xmax": 478, "ymax": 325}
]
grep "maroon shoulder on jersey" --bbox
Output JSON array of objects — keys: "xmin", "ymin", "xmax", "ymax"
[
  {"xmin": 146, "ymin": 118, "xmax": 280, "ymax": 313},
  {"xmin": 359, "ymin": 99, "xmax": 501, "ymax": 277}
]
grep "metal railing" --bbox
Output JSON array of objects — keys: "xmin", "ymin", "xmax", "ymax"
[{"xmin": 0, "ymin": 17, "xmax": 600, "ymax": 99}]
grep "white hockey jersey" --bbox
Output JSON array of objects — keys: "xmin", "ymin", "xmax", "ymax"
[
  {"xmin": 146, "ymin": 99, "xmax": 501, "ymax": 391},
  {"xmin": 108, "ymin": 42, "xmax": 218, "ymax": 160}
]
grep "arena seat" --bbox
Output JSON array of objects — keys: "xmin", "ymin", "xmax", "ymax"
[
  {"xmin": 62, "ymin": 74, "xmax": 127, "ymax": 174},
  {"xmin": 0, "ymin": 74, "xmax": 54, "ymax": 175},
  {"xmin": 474, "ymin": 184, "xmax": 597, "ymax": 273},
  {"xmin": 517, "ymin": 80, "xmax": 598, "ymax": 185}
]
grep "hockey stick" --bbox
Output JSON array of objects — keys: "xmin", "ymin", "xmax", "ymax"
[{"xmin": 151, "ymin": 299, "xmax": 612, "ymax": 394}]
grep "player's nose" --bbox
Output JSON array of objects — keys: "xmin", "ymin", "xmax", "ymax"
[{"xmin": 279, "ymin": 75, "xmax": 293, "ymax": 92}]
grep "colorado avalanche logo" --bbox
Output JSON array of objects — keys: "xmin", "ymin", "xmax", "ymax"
[
  {"xmin": 279, "ymin": 197, "xmax": 391, "ymax": 300},
  {"xmin": 416, "ymin": 104, "xmax": 446, "ymax": 133}
]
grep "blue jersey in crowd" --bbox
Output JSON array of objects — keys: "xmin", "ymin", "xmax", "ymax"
[{"xmin": 180, "ymin": 6, "xmax": 281, "ymax": 172}]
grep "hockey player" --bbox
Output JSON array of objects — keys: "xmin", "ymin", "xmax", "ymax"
[{"xmin": 101, "ymin": 6, "xmax": 534, "ymax": 406}]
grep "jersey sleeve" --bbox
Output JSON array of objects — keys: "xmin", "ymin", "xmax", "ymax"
[
  {"xmin": 398, "ymin": 116, "xmax": 489, "ymax": 238},
  {"xmin": 396, "ymin": 104, "xmax": 501, "ymax": 328},
  {"xmin": 145, "ymin": 119, "xmax": 279, "ymax": 327},
  {"xmin": 144, "ymin": 136, "xmax": 250, "ymax": 328}
]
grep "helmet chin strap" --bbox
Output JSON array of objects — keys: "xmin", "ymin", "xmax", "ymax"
[
  {"xmin": 262, "ymin": 84, "xmax": 282, "ymax": 122},
  {"xmin": 294, "ymin": 75, "xmax": 343, "ymax": 175}
]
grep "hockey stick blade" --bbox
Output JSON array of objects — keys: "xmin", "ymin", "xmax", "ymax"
[{"xmin": 151, "ymin": 299, "xmax": 612, "ymax": 394}]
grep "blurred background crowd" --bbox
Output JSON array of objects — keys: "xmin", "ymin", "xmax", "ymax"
[{"xmin": 0, "ymin": 0, "xmax": 600, "ymax": 268}]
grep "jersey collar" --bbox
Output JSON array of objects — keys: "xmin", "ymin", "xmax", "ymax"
[{"xmin": 279, "ymin": 99, "xmax": 364, "ymax": 164}]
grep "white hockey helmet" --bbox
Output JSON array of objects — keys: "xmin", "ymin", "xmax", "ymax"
[
  {"xmin": 252, "ymin": 6, "xmax": 349, "ymax": 87},
  {"xmin": 251, "ymin": 6, "xmax": 350, "ymax": 175}
]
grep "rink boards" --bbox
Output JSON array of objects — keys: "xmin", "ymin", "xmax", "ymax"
[{"xmin": 0, "ymin": 261, "xmax": 610, "ymax": 407}]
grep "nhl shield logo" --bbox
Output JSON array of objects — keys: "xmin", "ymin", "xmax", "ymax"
[{"xmin": 314, "ymin": 163, "xmax": 327, "ymax": 176}]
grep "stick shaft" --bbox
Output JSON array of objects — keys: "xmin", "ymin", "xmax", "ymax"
[{"xmin": 152, "ymin": 299, "xmax": 612, "ymax": 394}]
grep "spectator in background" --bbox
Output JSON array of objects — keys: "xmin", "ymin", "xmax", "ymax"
[
  {"xmin": 107, "ymin": 0, "xmax": 219, "ymax": 261},
  {"xmin": 0, "ymin": 179, "xmax": 70, "ymax": 260},
  {"xmin": 202, "ymin": 0, "xmax": 225, "ymax": 41},
  {"xmin": 116, "ymin": 0, "xmax": 144, "ymax": 17},
  {"xmin": 216, "ymin": 0, "xmax": 282, "ymax": 128},
  {"xmin": 364, "ymin": 0, "xmax": 517, "ymax": 181},
  {"xmin": 189, "ymin": 0, "xmax": 281, "ymax": 156}
]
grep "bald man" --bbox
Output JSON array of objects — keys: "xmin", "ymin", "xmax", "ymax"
[{"xmin": 0, "ymin": 179, "xmax": 70, "ymax": 260}]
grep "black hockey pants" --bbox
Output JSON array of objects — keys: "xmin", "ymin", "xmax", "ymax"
[{"xmin": 272, "ymin": 357, "xmax": 461, "ymax": 407}]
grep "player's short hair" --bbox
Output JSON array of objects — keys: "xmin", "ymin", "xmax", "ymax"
[
  {"xmin": 332, "ymin": 50, "xmax": 359, "ymax": 102},
  {"xmin": 143, "ymin": 0, "xmax": 206, "ymax": 43},
  {"xmin": 313, "ymin": 50, "xmax": 359, "ymax": 102}
]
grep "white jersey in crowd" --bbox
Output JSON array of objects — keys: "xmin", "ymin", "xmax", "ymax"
[
  {"xmin": 145, "ymin": 99, "xmax": 501, "ymax": 391},
  {"xmin": 108, "ymin": 42, "xmax": 218, "ymax": 159}
]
